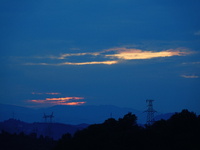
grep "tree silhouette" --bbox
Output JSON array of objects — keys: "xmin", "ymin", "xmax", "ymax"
[
  {"xmin": 0, "ymin": 130, "xmax": 56, "ymax": 150},
  {"xmin": 118, "ymin": 112, "xmax": 137, "ymax": 130},
  {"xmin": 53, "ymin": 110, "xmax": 200, "ymax": 150}
]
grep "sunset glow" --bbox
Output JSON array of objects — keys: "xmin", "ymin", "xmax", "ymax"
[
  {"xmin": 28, "ymin": 96, "xmax": 86, "ymax": 106},
  {"xmin": 24, "ymin": 47, "xmax": 191, "ymax": 66},
  {"xmin": 25, "ymin": 61, "xmax": 118, "ymax": 66},
  {"xmin": 1, "ymin": 0, "xmax": 200, "ymax": 122},
  {"xmin": 61, "ymin": 102, "xmax": 86, "ymax": 105},
  {"xmin": 46, "ymin": 97, "xmax": 84, "ymax": 101},
  {"xmin": 61, "ymin": 61, "xmax": 118, "ymax": 65},
  {"xmin": 105, "ymin": 48, "xmax": 190, "ymax": 60}
]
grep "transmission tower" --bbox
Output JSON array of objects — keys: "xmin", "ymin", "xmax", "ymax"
[
  {"xmin": 43, "ymin": 112, "xmax": 54, "ymax": 123},
  {"xmin": 49, "ymin": 112, "xmax": 54, "ymax": 123},
  {"xmin": 42, "ymin": 112, "xmax": 54, "ymax": 138},
  {"xmin": 144, "ymin": 100, "xmax": 156, "ymax": 125},
  {"xmin": 43, "ymin": 113, "xmax": 48, "ymax": 123}
]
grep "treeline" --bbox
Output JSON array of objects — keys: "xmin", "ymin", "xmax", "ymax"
[
  {"xmin": 0, "ymin": 131, "xmax": 56, "ymax": 150},
  {"xmin": 54, "ymin": 109, "xmax": 200, "ymax": 150},
  {"xmin": 0, "ymin": 109, "xmax": 199, "ymax": 150}
]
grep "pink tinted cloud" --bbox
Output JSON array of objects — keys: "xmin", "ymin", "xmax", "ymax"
[
  {"xmin": 60, "ymin": 102, "xmax": 86, "ymax": 105},
  {"xmin": 28, "ymin": 96, "xmax": 86, "ymax": 106},
  {"xmin": 46, "ymin": 97, "xmax": 84, "ymax": 101}
]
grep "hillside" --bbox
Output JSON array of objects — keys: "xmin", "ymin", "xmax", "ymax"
[
  {"xmin": 0, "ymin": 103, "xmax": 175, "ymax": 125},
  {"xmin": 0, "ymin": 119, "xmax": 88, "ymax": 140}
]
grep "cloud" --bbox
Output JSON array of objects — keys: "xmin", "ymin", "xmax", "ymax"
[
  {"xmin": 25, "ymin": 60, "xmax": 118, "ymax": 66},
  {"xmin": 25, "ymin": 63, "xmax": 50, "ymax": 66},
  {"xmin": 194, "ymin": 30, "xmax": 200, "ymax": 35},
  {"xmin": 60, "ymin": 61, "xmax": 118, "ymax": 65},
  {"xmin": 46, "ymin": 97, "xmax": 84, "ymax": 101},
  {"xmin": 28, "ymin": 96, "xmax": 86, "ymax": 106},
  {"xmin": 61, "ymin": 102, "xmax": 86, "ymax": 105},
  {"xmin": 32, "ymin": 92, "xmax": 61, "ymax": 95},
  {"xmin": 181, "ymin": 62, "xmax": 200, "ymax": 65},
  {"xmin": 181, "ymin": 75, "xmax": 199, "ymax": 78},
  {"xmin": 23, "ymin": 47, "xmax": 192, "ymax": 66},
  {"xmin": 105, "ymin": 48, "xmax": 191, "ymax": 60},
  {"xmin": 46, "ymin": 93, "xmax": 61, "ymax": 95},
  {"xmin": 45, "ymin": 52, "xmax": 100, "ymax": 60}
]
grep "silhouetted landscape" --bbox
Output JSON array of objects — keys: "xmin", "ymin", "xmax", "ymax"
[
  {"xmin": 0, "ymin": 119, "xmax": 88, "ymax": 140},
  {"xmin": 0, "ymin": 104, "xmax": 173, "ymax": 124},
  {"xmin": 1, "ymin": 0, "xmax": 200, "ymax": 150},
  {"xmin": 0, "ymin": 109, "xmax": 199, "ymax": 150}
]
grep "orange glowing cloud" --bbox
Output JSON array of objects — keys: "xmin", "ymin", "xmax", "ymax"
[
  {"xmin": 30, "ymin": 100, "xmax": 46, "ymax": 103},
  {"xmin": 24, "ymin": 47, "xmax": 192, "ymax": 67},
  {"xmin": 105, "ymin": 48, "xmax": 191, "ymax": 60},
  {"xmin": 60, "ymin": 61, "xmax": 118, "ymax": 65},
  {"xmin": 46, "ymin": 97, "xmax": 84, "ymax": 101},
  {"xmin": 25, "ymin": 61, "xmax": 118, "ymax": 66},
  {"xmin": 28, "ymin": 96, "xmax": 86, "ymax": 106},
  {"xmin": 61, "ymin": 102, "xmax": 86, "ymax": 105}
]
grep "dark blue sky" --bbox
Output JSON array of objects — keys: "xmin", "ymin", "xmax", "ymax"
[{"xmin": 1, "ymin": 0, "xmax": 200, "ymax": 113}]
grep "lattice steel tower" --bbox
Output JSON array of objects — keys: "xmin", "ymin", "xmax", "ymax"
[
  {"xmin": 144, "ymin": 100, "xmax": 156, "ymax": 125},
  {"xmin": 43, "ymin": 112, "xmax": 54, "ymax": 137}
]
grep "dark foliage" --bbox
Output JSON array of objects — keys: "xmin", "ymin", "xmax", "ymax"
[
  {"xmin": 0, "ymin": 131, "xmax": 56, "ymax": 150},
  {"xmin": 54, "ymin": 110, "xmax": 200, "ymax": 150},
  {"xmin": 1, "ymin": 110, "xmax": 199, "ymax": 150}
]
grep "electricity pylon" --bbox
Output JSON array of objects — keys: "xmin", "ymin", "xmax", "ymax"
[{"xmin": 144, "ymin": 100, "xmax": 156, "ymax": 125}]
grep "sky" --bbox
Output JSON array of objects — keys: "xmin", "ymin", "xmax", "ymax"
[{"xmin": 0, "ymin": 0, "xmax": 200, "ymax": 113}]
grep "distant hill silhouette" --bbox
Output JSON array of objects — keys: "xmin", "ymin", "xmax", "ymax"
[
  {"xmin": 0, "ymin": 109, "xmax": 199, "ymax": 150},
  {"xmin": 0, "ymin": 119, "xmax": 88, "ymax": 140},
  {"xmin": 0, "ymin": 103, "xmax": 174, "ymax": 124}
]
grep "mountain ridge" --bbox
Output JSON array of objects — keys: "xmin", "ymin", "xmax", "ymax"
[
  {"xmin": 0, "ymin": 118, "xmax": 89, "ymax": 140},
  {"xmin": 0, "ymin": 103, "xmax": 173, "ymax": 124}
]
